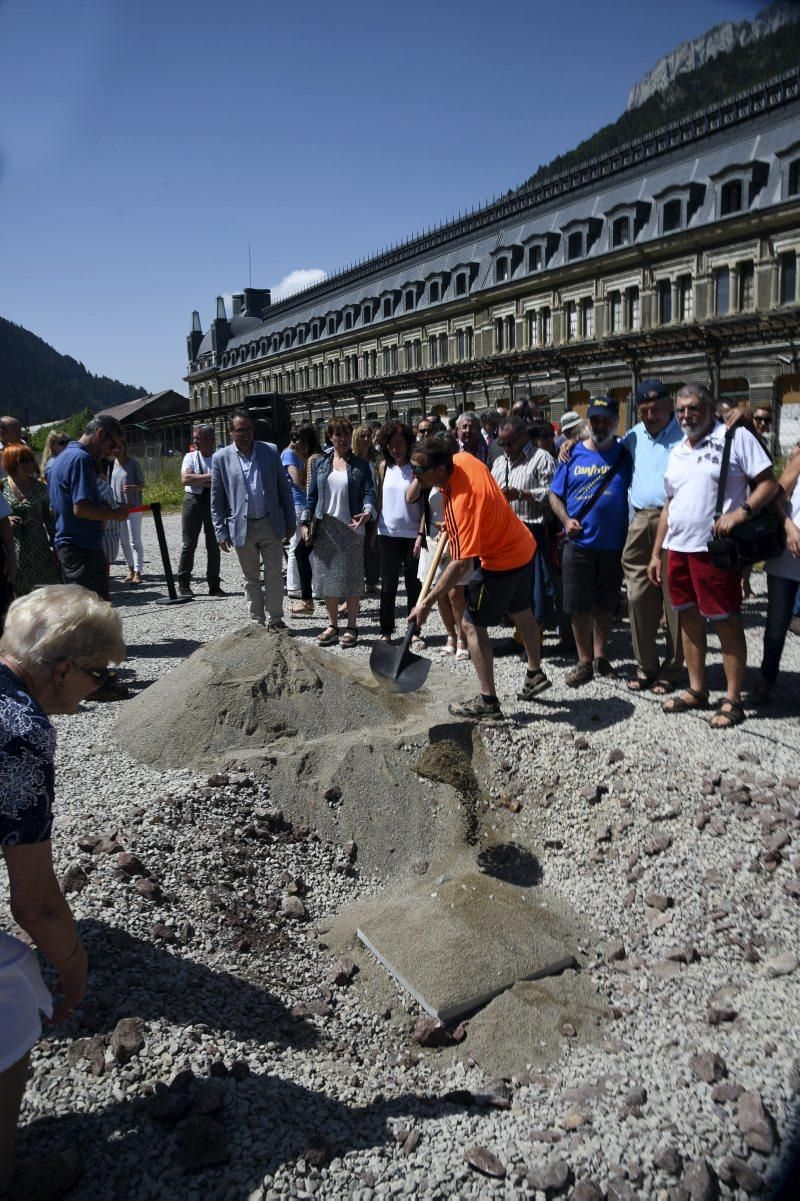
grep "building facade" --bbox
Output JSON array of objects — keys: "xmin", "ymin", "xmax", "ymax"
[{"xmin": 186, "ymin": 69, "xmax": 800, "ymax": 451}]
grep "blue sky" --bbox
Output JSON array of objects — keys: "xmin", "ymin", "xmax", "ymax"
[{"xmin": 0, "ymin": 0, "xmax": 764, "ymax": 399}]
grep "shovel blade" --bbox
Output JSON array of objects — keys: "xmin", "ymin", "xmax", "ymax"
[{"xmin": 369, "ymin": 640, "xmax": 432, "ymax": 694}]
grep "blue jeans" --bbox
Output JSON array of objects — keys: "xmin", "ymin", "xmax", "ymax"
[{"xmin": 761, "ymin": 574, "xmax": 800, "ymax": 684}]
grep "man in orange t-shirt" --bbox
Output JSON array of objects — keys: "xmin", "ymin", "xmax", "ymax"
[{"xmin": 408, "ymin": 437, "xmax": 547, "ymax": 720}]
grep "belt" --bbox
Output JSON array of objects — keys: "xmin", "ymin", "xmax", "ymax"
[
  {"xmin": 246, "ymin": 515, "xmax": 268, "ymax": 522},
  {"xmin": 633, "ymin": 506, "xmax": 662, "ymax": 514}
]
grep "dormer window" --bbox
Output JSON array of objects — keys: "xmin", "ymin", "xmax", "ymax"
[
  {"xmin": 404, "ymin": 289, "xmax": 415, "ymax": 311},
  {"xmin": 455, "ymin": 273, "xmax": 467, "ymax": 296},
  {"xmin": 663, "ymin": 199, "xmax": 682, "ymax": 232},
  {"xmin": 429, "ymin": 281, "xmax": 440, "ymax": 303},
  {"xmin": 271, "ymin": 336, "xmax": 279, "ymax": 352},
  {"xmin": 720, "ymin": 180, "xmax": 742, "ymax": 216},
  {"xmin": 612, "ymin": 217, "xmax": 630, "ymax": 248},
  {"xmin": 362, "ymin": 303, "xmax": 372, "ymax": 324},
  {"xmin": 567, "ymin": 232, "xmax": 583, "ymax": 261},
  {"xmin": 561, "ymin": 219, "xmax": 601, "ymax": 263},
  {"xmin": 495, "ymin": 257, "xmax": 509, "ymax": 283},
  {"xmin": 711, "ymin": 161, "xmax": 768, "ymax": 219},
  {"xmin": 297, "ymin": 328, "xmax": 305, "ymax": 345},
  {"xmin": 311, "ymin": 322, "xmax": 319, "ymax": 340},
  {"xmin": 383, "ymin": 297, "xmax": 393, "ymax": 317},
  {"xmin": 528, "ymin": 245, "xmax": 541, "ymax": 272},
  {"xmin": 655, "ymin": 182, "xmax": 705, "ymax": 235},
  {"xmin": 327, "ymin": 316, "xmax": 337, "ymax": 335}
]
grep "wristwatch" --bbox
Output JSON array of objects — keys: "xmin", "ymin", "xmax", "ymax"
[{"xmin": 741, "ymin": 502, "xmax": 753, "ymax": 516}]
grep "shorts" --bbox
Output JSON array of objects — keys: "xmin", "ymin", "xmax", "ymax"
[
  {"xmin": 464, "ymin": 559, "xmax": 533, "ymax": 627},
  {"xmin": 0, "ymin": 932, "xmax": 52, "ymax": 1072},
  {"xmin": 667, "ymin": 549, "xmax": 742, "ymax": 620},
  {"xmin": 561, "ymin": 542, "xmax": 623, "ymax": 615}
]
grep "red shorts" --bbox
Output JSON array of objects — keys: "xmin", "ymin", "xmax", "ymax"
[{"xmin": 666, "ymin": 550, "xmax": 742, "ymax": 620}]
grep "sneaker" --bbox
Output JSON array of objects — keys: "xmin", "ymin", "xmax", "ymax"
[
  {"xmin": 448, "ymin": 695, "xmax": 504, "ymax": 721},
  {"xmin": 565, "ymin": 661, "xmax": 594, "ymax": 687},
  {"xmin": 517, "ymin": 668, "xmax": 551, "ymax": 701},
  {"xmin": 177, "ymin": 583, "xmax": 194, "ymax": 597}
]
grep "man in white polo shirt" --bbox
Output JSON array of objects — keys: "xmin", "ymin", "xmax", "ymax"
[{"xmin": 649, "ymin": 382, "xmax": 777, "ymax": 729}]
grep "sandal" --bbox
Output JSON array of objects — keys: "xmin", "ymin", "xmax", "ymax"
[
  {"xmin": 440, "ymin": 636, "xmax": 457, "ymax": 656},
  {"xmin": 317, "ymin": 625, "xmax": 339, "ymax": 646},
  {"xmin": 4, "ymin": 1149, "xmax": 82, "ymax": 1200},
  {"xmin": 627, "ymin": 675, "xmax": 655, "ymax": 692},
  {"xmin": 709, "ymin": 698, "xmax": 746, "ymax": 729},
  {"xmin": 661, "ymin": 688, "xmax": 709, "ymax": 714},
  {"xmin": 340, "ymin": 627, "xmax": 358, "ymax": 647},
  {"xmin": 517, "ymin": 668, "xmax": 552, "ymax": 701},
  {"xmin": 411, "ymin": 634, "xmax": 426, "ymax": 650},
  {"xmin": 455, "ymin": 641, "xmax": 470, "ymax": 661},
  {"xmin": 651, "ymin": 679, "xmax": 676, "ymax": 696},
  {"xmin": 289, "ymin": 601, "xmax": 314, "ymax": 616}
]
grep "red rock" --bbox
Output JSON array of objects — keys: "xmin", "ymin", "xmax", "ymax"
[{"xmin": 413, "ymin": 1016, "xmax": 455, "ymax": 1048}]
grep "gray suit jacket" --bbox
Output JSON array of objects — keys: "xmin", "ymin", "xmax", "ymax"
[{"xmin": 210, "ymin": 441, "xmax": 296, "ymax": 547}]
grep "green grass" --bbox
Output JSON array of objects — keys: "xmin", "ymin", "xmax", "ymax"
[{"xmin": 142, "ymin": 457, "xmax": 184, "ymax": 512}]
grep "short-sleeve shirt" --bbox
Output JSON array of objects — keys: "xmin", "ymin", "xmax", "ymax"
[
  {"xmin": 281, "ymin": 447, "xmax": 306, "ymax": 508},
  {"xmin": 550, "ymin": 440, "xmax": 633, "ymax": 551},
  {"xmin": 182, "ymin": 450, "xmax": 214, "ymax": 495},
  {"xmin": 622, "ymin": 416, "xmax": 682, "ymax": 510},
  {"xmin": 48, "ymin": 442, "xmax": 104, "ymax": 551},
  {"xmin": 442, "ymin": 452, "xmax": 535, "ymax": 571},
  {"xmin": 0, "ymin": 662, "xmax": 56, "ymax": 848},
  {"xmin": 111, "ymin": 457, "xmax": 144, "ymax": 506},
  {"xmin": 663, "ymin": 423, "xmax": 773, "ymax": 553}
]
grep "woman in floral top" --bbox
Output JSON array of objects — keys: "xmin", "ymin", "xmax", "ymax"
[{"xmin": 1, "ymin": 446, "xmax": 59, "ymax": 595}]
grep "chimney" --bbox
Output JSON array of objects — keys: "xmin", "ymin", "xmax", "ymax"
[
  {"xmin": 211, "ymin": 295, "xmax": 230, "ymax": 359},
  {"xmin": 232, "ymin": 293, "xmax": 245, "ymax": 316},
  {"xmin": 244, "ymin": 287, "xmax": 271, "ymax": 317},
  {"xmin": 187, "ymin": 310, "xmax": 203, "ymax": 362}
]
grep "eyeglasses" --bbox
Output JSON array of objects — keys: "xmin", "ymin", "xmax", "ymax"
[
  {"xmin": 752, "ymin": 415, "xmax": 771, "ymax": 426},
  {"xmin": 410, "ymin": 463, "xmax": 430, "ymax": 477},
  {"xmin": 676, "ymin": 405, "xmax": 703, "ymax": 415},
  {"xmin": 71, "ymin": 663, "xmax": 111, "ymax": 688}
]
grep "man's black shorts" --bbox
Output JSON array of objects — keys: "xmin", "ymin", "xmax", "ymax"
[
  {"xmin": 463, "ymin": 559, "xmax": 533, "ymax": 627},
  {"xmin": 561, "ymin": 542, "xmax": 622, "ymax": 615}
]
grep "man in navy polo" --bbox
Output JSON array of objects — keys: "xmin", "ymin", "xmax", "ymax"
[
  {"xmin": 549, "ymin": 396, "xmax": 633, "ymax": 686},
  {"xmin": 621, "ymin": 380, "xmax": 684, "ymax": 694},
  {"xmin": 49, "ymin": 415, "xmax": 130, "ymax": 600}
]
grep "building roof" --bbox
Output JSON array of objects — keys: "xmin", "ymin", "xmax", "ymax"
[{"xmin": 96, "ymin": 390, "xmax": 189, "ymax": 423}]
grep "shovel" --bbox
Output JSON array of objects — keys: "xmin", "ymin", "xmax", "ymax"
[{"xmin": 369, "ymin": 534, "xmax": 449, "ymax": 693}]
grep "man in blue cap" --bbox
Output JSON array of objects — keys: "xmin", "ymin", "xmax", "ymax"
[
  {"xmin": 549, "ymin": 396, "xmax": 633, "ymax": 686},
  {"xmin": 621, "ymin": 379, "xmax": 684, "ymax": 693}
]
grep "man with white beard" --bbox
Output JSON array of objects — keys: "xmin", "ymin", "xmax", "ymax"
[
  {"xmin": 549, "ymin": 396, "xmax": 633, "ymax": 686},
  {"xmin": 649, "ymin": 382, "xmax": 777, "ymax": 729}
]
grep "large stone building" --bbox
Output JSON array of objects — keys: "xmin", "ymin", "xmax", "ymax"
[{"xmin": 186, "ymin": 68, "xmax": 800, "ymax": 450}]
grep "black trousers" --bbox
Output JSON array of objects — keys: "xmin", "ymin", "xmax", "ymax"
[
  {"xmin": 378, "ymin": 535, "xmax": 421, "ymax": 636},
  {"xmin": 176, "ymin": 492, "xmax": 220, "ymax": 589},
  {"xmin": 56, "ymin": 545, "xmax": 109, "ymax": 600},
  {"xmin": 293, "ymin": 537, "xmax": 314, "ymax": 601}
]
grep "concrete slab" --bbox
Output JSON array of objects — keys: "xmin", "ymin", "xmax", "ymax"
[{"xmin": 356, "ymin": 868, "xmax": 577, "ymax": 1024}]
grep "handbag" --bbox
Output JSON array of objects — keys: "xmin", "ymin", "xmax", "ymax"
[
  {"xmin": 706, "ymin": 429, "xmax": 784, "ymax": 570},
  {"xmin": 304, "ymin": 515, "xmax": 318, "ymax": 550},
  {"xmin": 553, "ymin": 443, "xmax": 631, "ymax": 569}
]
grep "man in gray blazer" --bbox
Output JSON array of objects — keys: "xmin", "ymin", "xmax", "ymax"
[{"xmin": 211, "ymin": 409, "xmax": 296, "ymax": 627}]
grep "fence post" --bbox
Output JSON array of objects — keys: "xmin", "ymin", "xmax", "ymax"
[{"xmin": 149, "ymin": 502, "xmax": 193, "ymax": 606}]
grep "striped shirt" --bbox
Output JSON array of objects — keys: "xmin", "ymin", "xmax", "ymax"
[{"xmin": 491, "ymin": 441, "xmax": 555, "ymax": 526}]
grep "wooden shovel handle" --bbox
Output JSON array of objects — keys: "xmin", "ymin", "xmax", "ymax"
[{"xmin": 417, "ymin": 533, "xmax": 449, "ymax": 606}]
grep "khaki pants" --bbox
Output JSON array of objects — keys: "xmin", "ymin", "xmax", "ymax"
[
  {"xmin": 621, "ymin": 508, "xmax": 682, "ymax": 680},
  {"xmin": 234, "ymin": 516, "xmax": 284, "ymax": 624}
]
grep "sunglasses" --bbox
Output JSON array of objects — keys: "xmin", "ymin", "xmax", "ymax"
[
  {"xmin": 410, "ymin": 463, "xmax": 430, "ymax": 477},
  {"xmin": 72, "ymin": 663, "xmax": 111, "ymax": 688},
  {"xmin": 676, "ymin": 405, "xmax": 703, "ymax": 415},
  {"xmin": 752, "ymin": 416, "xmax": 771, "ymax": 425}
]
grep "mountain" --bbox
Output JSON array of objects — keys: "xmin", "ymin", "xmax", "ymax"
[
  {"xmin": 626, "ymin": 2, "xmax": 798, "ymax": 110},
  {"xmin": 516, "ymin": 12, "xmax": 800, "ymax": 193},
  {"xmin": 0, "ymin": 316, "xmax": 147, "ymax": 426}
]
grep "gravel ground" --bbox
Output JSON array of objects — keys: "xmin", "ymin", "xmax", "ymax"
[{"xmin": 4, "ymin": 512, "xmax": 800, "ymax": 1201}]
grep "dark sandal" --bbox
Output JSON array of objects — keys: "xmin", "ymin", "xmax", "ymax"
[
  {"xmin": 709, "ymin": 698, "xmax": 746, "ymax": 729},
  {"xmin": 662, "ymin": 688, "xmax": 709, "ymax": 714},
  {"xmin": 317, "ymin": 625, "xmax": 339, "ymax": 646},
  {"xmin": 651, "ymin": 679, "xmax": 676, "ymax": 696},
  {"xmin": 627, "ymin": 675, "xmax": 655, "ymax": 692},
  {"xmin": 340, "ymin": 627, "xmax": 358, "ymax": 647}
]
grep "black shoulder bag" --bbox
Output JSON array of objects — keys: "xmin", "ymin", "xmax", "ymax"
[
  {"xmin": 706, "ymin": 429, "xmax": 784, "ymax": 570},
  {"xmin": 553, "ymin": 444, "xmax": 631, "ymax": 569}
]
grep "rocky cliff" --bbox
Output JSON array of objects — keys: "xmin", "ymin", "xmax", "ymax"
[{"xmin": 626, "ymin": 1, "xmax": 798, "ymax": 111}]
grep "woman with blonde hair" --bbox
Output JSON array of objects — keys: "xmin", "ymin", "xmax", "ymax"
[
  {"xmin": 0, "ymin": 585, "xmax": 125, "ymax": 1201},
  {"xmin": 39, "ymin": 431, "xmax": 70, "ymax": 481}
]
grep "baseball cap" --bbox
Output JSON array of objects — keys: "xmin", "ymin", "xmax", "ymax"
[
  {"xmin": 587, "ymin": 395, "xmax": 620, "ymax": 418},
  {"xmin": 635, "ymin": 378, "xmax": 669, "ymax": 404},
  {"xmin": 559, "ymin": 411, "xmax": 583, "ymax": 433}
]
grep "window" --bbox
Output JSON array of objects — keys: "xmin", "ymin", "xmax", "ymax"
[
  {"xmin": 297, "ymin": 329, "xmax": 305, "ymax": 345},
  {"xmin": 583, "ymin": 299, "xmax": 594, "ymax": 338},
  {"xmin": 528, "ymin": 311, "xmax": 538, "ymax": 347},
  {"xmin": 413, "ymin": 340, "xmax": 422, "ymax": 368},
  {"xmin": 541, "ymin": 307, "xmax": 551, "ymax": 344},
  {"xmin": 628, "ymin": 288, "xmax": 640, "ymax": 331},
  {"xmin": 780, "ymin": 251, "xmax": 797, "ymax": 304},
  {"xmin": 439, "ymin": 333, "xmax": 448, "ymax": 365},
  {"xmin": 456, "ymin": 329, "xmax": 465, "ymax": 360},
  {"xmin": 327, "ymin": 317, "xmax": 336, "ymax": 335},
  {"xmin": 567, "ymin": 231, "xmax": 583, "ymax": 261},
  {"xmin": 528, "ymin": 245, "xmax": 542, "ymax": 272},
  {"xmin": 344, "ymin": 312, "xmax": 353, "ymax": 330},
  {"xmin": 390, "ymin": 345, "xmax": 398, "ymax": 373},
  {"xmin": 790, "ymin": 160, "xmax": 800, "ymax": 197},
  {"xmin": 404, "ymin": 289, "xmax": 415, "ymax": 311},
  {"xmin": 362, "ymin": 304, "xmax": 372, "ymax": 324},
  {"xmin": 496, "ymin": 257, "xmax": 509, "ymax": 283},
  {"xmin": 505, "ymin": 316, "xmax": 516, "ymax": 350},
  {"xmin": 383, "ymin": 297, "xmax": 393, "ymax": 318},
  {"xmin": 565, "ymin": 301, "xmax": 577, "ymax": 341},
  {"xmin": 311, "ymin": 323, "xmax": 319, "ymax": 340},
  {"xmin": 609, "ymin": 290, "xmax": 622, "ymax": 334},
  {"xmin": 658, "ymin": 280, "xmax": 672, "ymax": 324},
  {"xmin": 612, "ymin": 217, "xmax": 630, "ymax": 248},
  {"xmin": 716, "ymin": 267, "xmax": 730, "ymax": 316},
  {"xmin": 494, "ymin": 318, "xmax": 504, "ymax": 352},
  {"xmin": 465, "ymin": 328, "xmax": 474, "ymax": 358},
  {"xmin": 429, "ymin": 335, "xmax": 439, "ymax": 366},
  {"xmin": 272, "ymin": 336, "xmax": 279, "ymax": 352},
  {"xmin": 404, "ymin": 340, "xmax": 412, "ymax": 370},
  {"xmin": 663, "ymin": 198, "xmax": 682, "ymax": 233},
  {"xmin": 739, "ymin": 262, "xmax": 754, "ymax": 311},
  {"xmin": 680, "ymin": 275, "xmax": 694, "ymax": 321},
  {"xmin": 720, "ymin": 180, "xmax": 742, "ymax": 216},
  {"xmin": 303, "ymin": 367, "xmax": 310, "ymax": 389},
  {"xmin": 382, "ymin": 347, "xmax": 391, "ymax": 375},
  {"xmin": 455, "ymin": 273, "xmax": 467, "ymax": 296},
  {"xmin": 429, "ymin": 281, "xmax": 440, "ymax": 303}
]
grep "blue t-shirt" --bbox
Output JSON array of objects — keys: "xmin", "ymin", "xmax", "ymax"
[
  {"xmin": 48, "ymin": 442, "xmax": 104, "ymax": 551},
  {"xmin": 550, "ymin": 440, "xmax": 633, "ymax": 551},
  {"xmin": 0, "ymin": 662, "xmax": 56, "ymax": 847},
  {"xmin": 281, "ymin": 447, "xmax": 306, "ymax": 509}
]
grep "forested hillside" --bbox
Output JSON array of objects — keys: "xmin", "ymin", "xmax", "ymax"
[{"xmin": 0, "ymin": 316, "xmax": 147, "ymax": 424}]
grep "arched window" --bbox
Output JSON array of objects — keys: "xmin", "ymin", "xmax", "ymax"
[
  {"xmin": 404, "ymin": 289, "xmax": 415, "ymax": 311},
  {"xmin": 720, "ymin": 180, "xmax": 743, "ymax": 216},
  {"xmin": 495, "ymin": 257, "xmax": 508, "ymax": 283},
  {"xmin": 429, "ymin": 281, "xmax": 440, "ymax": 303},
  {"xmin": 383, "ymin": 297, "xmax": 393, "ymax": 317},
  {"xmin": 455, "ymin": 273, "xmax": 467, "ymax": 296}
]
